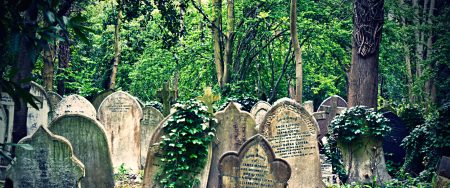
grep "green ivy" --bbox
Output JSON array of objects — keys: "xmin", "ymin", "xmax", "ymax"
[{"xmin": 155, "ymin": 100, "xmax": 216, "ymax": 188}]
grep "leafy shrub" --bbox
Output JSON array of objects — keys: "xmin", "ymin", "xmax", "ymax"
[
  {"xmin": 217, "ymin": 95, "xmax": 259, "ymax": 112},
  {"xmin": 398, "ymin": 104, "xmax": 425, "ymax": 131}
]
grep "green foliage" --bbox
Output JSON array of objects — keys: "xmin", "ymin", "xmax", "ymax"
[
  {"xmin": 155, "ymin": 100, "xmax": 216, "ymax": 188},
  {"xmin": 398, "ymin": 104, "xmax": 425, "ymax": 131},
  {"xmin": 324, "ymin": 136, "xmax": 348, "ymax": 182},
  {"xmin": 217, "ymin": 95, "xmax": 259, "ymax": 112}
]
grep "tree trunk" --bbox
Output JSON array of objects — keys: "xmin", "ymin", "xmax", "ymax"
[
  {"xmin": 109, "ymin": 0, "xmax": 122, "ymax": 90},
  {"xmin": 222, "ymin": 0, "xmax": 234, "ymax": 87},
  {"xmin": 212, "ymin": 0, "xmax": 223, "ymax": 89},
  {"xmin": 290, "ymin": 0, "xmax": 302, "ymax": 104},
  {"xmin": 400, "ymin": 0, "xmax": 414, "ymax": 103},
  {"xmin": 42, "ymin": 43, "xmax": 55, "ymax": 91},
  {"xmin": 425, "ymin": 0, "xmax": 435, "ymax": 103}
]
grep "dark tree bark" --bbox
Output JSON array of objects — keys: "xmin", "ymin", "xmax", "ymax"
[
  {"xmin": 57, "ymin": 39, "xmax": 70, "ymax": 96},
  {"xmin": 42, "ymin": 43, "xmax": 55, "ymax": 91},
  {"xmin": 290, "ymin": 0, "xmax": 303, "ymax": 104},
  {"xmin": 109, "ymin": 0, "xmax": 122, "ymax": 90}
]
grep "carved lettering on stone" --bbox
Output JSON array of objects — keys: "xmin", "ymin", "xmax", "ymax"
[{"xmin": 53, "ymin": 94, "xmax": 96, "ymax": 121}]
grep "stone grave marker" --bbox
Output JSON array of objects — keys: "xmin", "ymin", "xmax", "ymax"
[
  {"xmin": 142, "ymin": 115, "xmax": 212, "ymax": 188},
  {"xmin": 313, "ymin": 95, "xmax": 347, "ymax": 140},
  {"xmin": 0, "ymin": 93, "xmax": 15, "ymax": 184},
  {"xmin": 98, "ymin": 91, "xmax": 143, "ymax": 172},
  {"xmin": 197, "ymin": 87, "xmax": 220, "ymax": 114},
  {"xmin": 53, "ymin": 94, "xmax": 97, "ymax": 121},
  {"xmin": 140, "ymin": 105, "xmax": 164, "ymax": 169},
  {"xmin": 157, "ymin": 82, "xmax": 175, "ymax": 116},
  {"xmin": 47, "ymin": 91, "xmax": 62, "ymax": 110},
  {"xmin": 303, "ymin": 100, "xmax": 314, "ymax": 114},
  {"xmin": 207, "ymin": 102, "xmax": 257, "ymax": 187},
  {"xmin": 6, "ymin": 126, "xmax": 85, "ymax": 188},
  {"xmin": 218, "ymin": 134, "xmax": 291, "ymax": 188},
  {"xmin": 382, "ymin": 111, "xmax": 408, "ymax": 167},
  {"xmin": 250, "ymin": 101, "xmax": 271, "ymax": 131},
  {"xmin": 27, "ymin": 82, "xmax": 51, "ymax": 135},
  {"xmin": 49, "ymin": 114, "xmax": 114, "ymax": 187},
  {"xmin": 92, "ymin": 89, "xmax": 115, "ymax": 111},
  {"xmin": 259, "ymin": 98, "xmax": 324, "ymax": 187},
  {"xmin": 435, "ymin": 156, "xmax": 450, "ymax": 188}
]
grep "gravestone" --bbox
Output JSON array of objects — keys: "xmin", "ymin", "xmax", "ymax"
[
  {"xmin": 142, "ymin": 115, "xmax": 212, "ymax": 188},
  {"xmin": 140, "ymin": 105, "xmax": 164, "ymax": 169},
  {"xmin": 207, "ymin": 102, "xmax": 257, "ymax": 187},
  {"xmin": 197, "ymin": 87, "xmax": 220, "ymax": 114},
  {"xmin": 98, "ymin": 91, "xmax": 143, "ymax": 172},
  {"xmin": 47, "ymin": 91, "xmax": 62, "ymax": 110},
  {"xmin": 303, "ymin": 100, "xmax": 314, "ymax": 114},
  {"xmin": 382, "ymin": 111, "xmax": 408, "ymax": 167},
  {"xmin": 157, "ymin": 82, "xmax": 175, "ymax": 116},
  {"xmin": 27, "ymin": 82, "xmax": 51, "ymax": 135},
  {"xmin": 218, "ymin": 134, "xmax": 291, "ymax": 188},
  {"xmin": 92, "ymin": 89, "xmax": 114, "ymax": 111},
  {"xmin": 0, "ymin": 93, "xmax": 14, "ymax": 184},
  {"xmin": 53, "ymin": 94, "xmax": 97, "ymax": 120},
  {"xmin": 49, "ymin": 114, "xmax": 115, "ymax": 187},
  {"xmin": 313, "ymin": 95, "xmax": 347, "ymax": 140},
  {"xmin": 435, "ymin": 156, "xmax": 450, "ymax": 188},
  {"xmin": 259, "ymin": 98, "xmax": 324, "ymax": 188},
  {"xmin": 6, "ymin": 126, "xmax": 85, "ymax": 188},
  {"xmin": 250, "ymin": 101, "xmax": 271, "ymax": 131}
]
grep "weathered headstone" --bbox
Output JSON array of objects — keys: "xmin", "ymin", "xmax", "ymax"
[
  {"xmin": 91, "ymin": 89, "xmax": 114, "ymax": 111},
  {"xmin": 218, "ymin": 134, "xmax": 291, "ymax": 188},
  {"xmin": 197, "ymin": 87, "xmax": 221, "ymax": 114},
  {"xmin": 6, "ymin": 126, "xmax": 85, "ymax": 188},
  {"xmin": 303, "ymin": 100, "xmax": 314, "ymax": 114},
  {"xmin": 259, "ymin": 98, "xmax": 324, "ymax": 187},
  {"xmin": 98, "ymin": 91, "xmax": 143, "ymax": 172},
  {"xmin": 382, "ymin": 111, "xmax": 408, "ymax": 166},
  {"xmin": 47, "ymin": 91, "xmax": 62, "ymax": 110},
  {"xmin": 49, "ymin": 114, "xmax": 114, "ymax": 187},
  {"xmin": 0, "ymin": 93, "xmax": 14, "ymax": 184},
  {"xmin": 53, "ymin": 94, "xmax": 96, "ymax": 120},
  {"xmin": 435, "ymin": 156, "xmax": 450, "ymax": 188},
  {"xmin": 140, "ymin": 105, "xmax": 164, "ymax": 169},
  {"xmin": 157, "ymin": 82, "xmax": 175, "ymax": 116},
  {"xmin": 27, "ymin": 82, "xmax": 51, "ymax": 135},
  {"xmin": 313, "ymin": 95, "xmax": 347, "ymax": 140},
  {"xmin": 142, "ymin": 115, "xmax": 212, "ymax": 188},
  {"xmin": 207, "ymin": 102, "xmax": 257, "ymax": 187},
  {"xmin": 250, "ymin": 101, "xmax": 271, "ymax": 131}
]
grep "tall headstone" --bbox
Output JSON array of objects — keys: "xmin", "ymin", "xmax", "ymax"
[
  {"xmin": 313, "ymin": 95, "xmax": 347, "ymax": 140},
  {"xmin": 98, "ymin": 91, "xmax": 143, "ymax": 172},
  {"xmin": 140, "ymin": 105, "xmax": 164, "ymax": 169},
  {"xmin": 49, "ymin": 114, "xmax": 115, "ymax": 187},
  {"xmin": 53, "ymin": 94, "xmax": 96, "ymax": 120},
  {"xmin": 27, "ymin": 82, "xmax": 51, "ymax": 135},
  {"xmin": 0, "ymin": 93, "xmax": 14, "ymax": 184},
  {"xmin": 142, "ymin": 115, "xmax": 212, "ymax": 188},
  {"xmin": 250, "ymin": 101, "xmax": 271, "ymax": 131},
  {"xmin": 382, "ymin": 111, "xmax": 408, "ymax": 166},
  {"xmin": 218, "ymin": 134, "xmax": 291, "ymax": 188},
  {"xmin": 207, "ymin": 102, "xmax": 257, "ymax": 187},
  {"xmin": 259, "ymin": 98, "xmax": 324, "ymax": 188},
  {"xmin": 6, "ymin": 126, "xmax": 85, "ymax": 188},
  {"xmin": 92, "ymin": 89, "xmax": 114, "ymax": 111},
  {"xmin": 47, "ymin": 91, "xmax": 62, "ymax": 110}
]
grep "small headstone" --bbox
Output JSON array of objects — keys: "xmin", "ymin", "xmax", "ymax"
[
  {"xmin": 382, "ymin": 111, "xmax": 408, "ymax": 166},
  {"xmin": 250, "ymin": 101, "xmax": 271, "ymax": 131},
  {"xmin": 303, "ymin": 100, "xmax": 314, "ymax": 114},
  {"xmin": 98, "ymin": 91, "xmax": 143, "ymax": 172},
  {"xmin": 49, "ymin": 114, "xmax": 115, "ymax": 187},
  {"xmin": 259, "ymin": 98, "xmax": 324, "ymax": 187},
  {"xmin": 314, "ymin": 95, "xmax": 347, "ymax": 140},
  {"xmin": 53, "ymin": 94, "xmax": 96, "ymax": 120},
  {"xmin": 140, "ymin": 105, "xmax": 164, "ymax": 169},
  {"xmin": 207, "ymin": 102, "xmax": 257, "ymax": 187},
  {"xmin": 91, "ymin": 89, "xmax": 114, "ymax": 111},
  {"xmin": 27, "ymin": 82, "xmax": 51, "ymax": 135},
  {"xmin": 6, "ymin": 126, "xmax": 85, "ymax": 188},
  {"xmin": 218, "ymin": 134, "xmax": 291, "ymax": 188},
  {"xmin": 47, "ymin": 91, "xmax": 62, "ymax": 110},
  {"xmin": 157, "ymin": 82, "xmax": 175, "ymax": 116}
]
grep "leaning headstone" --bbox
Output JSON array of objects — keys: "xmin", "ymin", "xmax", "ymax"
[
  {"xmin": 47, "ymin": 91, "xmax": 62, "ymax": 110},
  {"xmin": 91, "ymin": 89, "xmax": 114, "ymax": 111},
  {"xmin": 142, "ymin": 115, "xmax": 212, "ymax": 188},
  {"xmin": 250, "ymin": 101, "xmax": 271, "ymax": 131},
  {"xmin": 27, "ymin": 82, "xmax": 51, "ymax": 135},
  {"xmin": 259, "ymin": 98, "xmax": 324, "ymax": 187},
  {"xmin": 303, "ymin": 100, "xmax": 314, "ymax": 114},
  {"xmin": 49, "ymin": 114, "xmax": 114, "ymax": 187},
  {"xmin": 313, "ymin": 95, "xmax": 347, "ymax": 140},
  {"xmin": 140, "ymin": 105, "xmax": 164, "ymax": 169},
  {"xmin": 6, "ymin": 126, "xmax": 85, "ymax": 188},
  {"xmin": 218, "ymin": 134, "xmax": 291, "ymax": 188},
  {"xmin": 435, "ymin": 156, "xmax": 450, "ymax": 188},
  {"xmin": 53, "ymin": 94, "xmax": 96, "ymax": 120},
  {"xmin": 382, "ymin": 111, "xmax": 408, "ymax": 167},
  {"xmin": 207, "ymin": 102, "xmax": 257, "ymax": 187},
  {"xmin": 98, "ymin": 91, "xmax": 143, "ymax": 172}
]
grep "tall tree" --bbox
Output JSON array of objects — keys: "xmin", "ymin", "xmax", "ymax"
[
  {"xmin": 212, "ymin": 0, "xmax": 224, "ymax": 89},
  {"xmin": 290, "ymin": 0, "xmax": 303, "ymax": 103},
  {"xmin": 109, "ymin": 0, "xmax": 123, "ymax": 89}
]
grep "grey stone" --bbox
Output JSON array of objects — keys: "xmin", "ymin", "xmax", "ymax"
[
  {"xmin": 140, "ymin": 105, "xmax": 164, "ymax": 169},
  {"xmin": 53, "ymin": 94, "xmax": 96, "ymax": 120}
]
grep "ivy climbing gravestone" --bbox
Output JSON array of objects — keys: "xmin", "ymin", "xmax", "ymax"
[
  {"xmin": 219, "ymin": 134, "xmax": 291, "ymax": 188},
  {"xmin": 140, "ymin": 105, "xmax": 164, "ymax": 169},
  {"xmin": 250, "ymin": 101, "xmax": 271, "ymax": 131},
  {"xmin": 207, "ymin": 102, "xmax": 257, "ymax": 188},
  {"xmin": 49, "ymin": 114, "xmax": 115, "ymax": 187},
  {"xmin": 313, "ymin": 95, "xmax": 347, "ymax": 140},
  {"xmin": 53, "ymin": 94, "xmax": 96, "ymax": 121},
  {"xmin": 92, "ymin": 89, "xmax": 114, "ymax": 111},
  {"xmin": 27, "ymin": 82, "xmax": 51, "ymax": 135},
  {"xmin": 259, "ymin": 98, "xmax": 324, "ymax": 188},
  {"xmin": 6, "ymin": 126, "xmax": 85, "ymax": 188},
  {"xmin": 98, "ymin": 91, "xmax": 143, "ymax": 172}
]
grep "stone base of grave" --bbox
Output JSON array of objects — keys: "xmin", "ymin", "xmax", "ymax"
[{"xmin": 434, "ymin": 176, "xmax": 450, "ymax": 188}]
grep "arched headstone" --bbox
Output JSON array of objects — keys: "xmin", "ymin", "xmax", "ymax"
[
  {"xmin": 53, "ymin": 94, "xmax": 96, "ymax": 121},
  {"xmin": 91, "ymin": 89, "xmax": 114, "ymax": 111},
  {"xmin": 98, "ymin": 91, "xmax": 143, "ymax": 172},
  {"xmin": 49, "ymin": 114, "xmax": 114, "ymax": 187},
  {"xmin": 259, "ymin": 98, "xmax": 324, "ymax": 187},
  {"xmin": 313, "ymin": 95, "xmax": 348, "ymax": 140},
  {"xmin": 140, "ymin": 105, "xmax": 164, "ymax": 169},
  {"xmin": 6, "ymin": 126, "xmax": 85, "ymax": 188},
  {"xmin": 250, "ymin": 101, "xmax": 271, "ymax": 131},
  {"xmin": 219, "ymin": 134, "xmax": 291, "ymax": 188},
  {"xmin": 27, "ymin": 82, "xmax": 51, "ymax": 135},
  {"xmin": 207, "ymin": 102, "xmax": 257, "ymax": 187}
]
